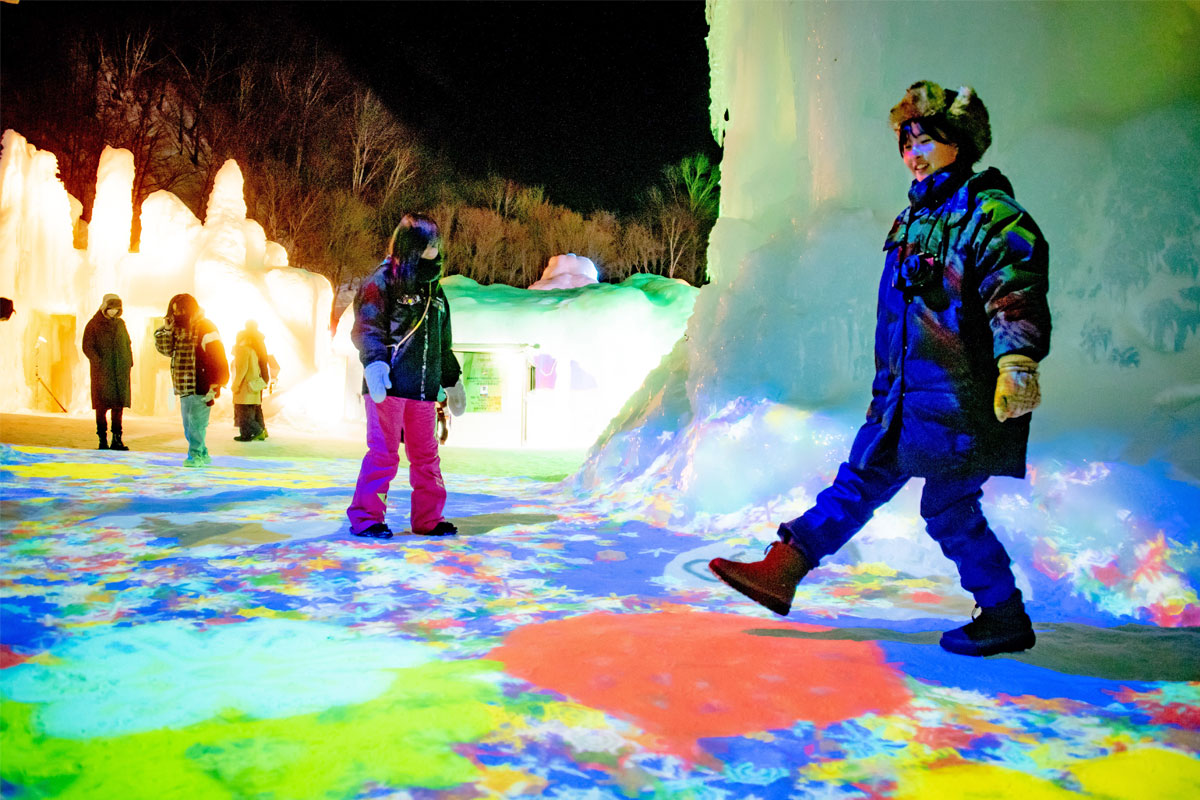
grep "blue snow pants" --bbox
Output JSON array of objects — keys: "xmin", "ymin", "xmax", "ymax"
[
  {"xmin": 777, "ymin": 423, "xmax": 1019, "ymax": 609},
  {"xmin": 180, "ymin": 393, "xmax": 212, "ymax": 463}
]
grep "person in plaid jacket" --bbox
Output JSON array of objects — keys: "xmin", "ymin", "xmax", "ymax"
[{"xmin": 154, "ymin": 293, "xmax": 229, "ymax": 467}]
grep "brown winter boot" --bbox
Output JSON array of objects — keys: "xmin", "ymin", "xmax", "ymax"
[{"xmin": 709, "ymin": 541, "xmax": 812, "ymax": 616}]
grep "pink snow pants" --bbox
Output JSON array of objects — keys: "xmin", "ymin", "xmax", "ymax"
[{"xmin": 347, "ymin": 396, "xmax": 447, "ymax": 534}]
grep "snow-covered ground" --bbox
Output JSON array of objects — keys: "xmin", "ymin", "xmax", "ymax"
[
  {"xmin": 2, "ymin": 419, "xmax": 1198, "ymax": 798},
  {"xmin": 3, "ymin": 1, "xmax": 1199, "ymax": 794}
]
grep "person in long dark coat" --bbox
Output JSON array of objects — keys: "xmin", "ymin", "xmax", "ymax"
[
  {"xmin": 709, "ymin": 81, "xmax": 1051, "ymax": 658},
  {"xmin": 82, "ymin": 293, "xmax": 133, "ymax": 451}
]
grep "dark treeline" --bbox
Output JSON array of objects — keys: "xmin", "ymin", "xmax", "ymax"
[{"xmin": 0, "ymin": 8, "xmax": 719, "ymax": 297}]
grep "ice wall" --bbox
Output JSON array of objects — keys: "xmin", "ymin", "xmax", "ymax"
[
  {"xmin": 331, "ymin": 273, "xmax": 698, "ymax": 447},
  {"xmin": 0, "ymin": 131, "xmax": 87, "ymax": 413},
  {"xmin": 575, "ymin": 1, "xmax": 1200, "ymax": 625},
  {"xmin": 0, "ymin": 129, "xmax": 698, "ymax": 445},
  {"xmin": 0, "ymin": 130, "xmax": 334, "ymax": 422}
]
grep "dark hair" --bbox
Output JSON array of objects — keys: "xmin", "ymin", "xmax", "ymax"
[
  {"xmin": 167, "ymin": 292, "xmax": 200, "ymax": 322},
  {"xmin": 387, "ymin": 212, "xmax": 440, "ymax": 280},
  {"xmin": 898, "ymin": 114, "xmax": 979, "ymax": 167}
]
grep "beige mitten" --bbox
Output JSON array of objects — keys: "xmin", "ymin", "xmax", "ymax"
[{"xmin": 994, "ymin": 354, "xmax": 1040, "ymax": 422}]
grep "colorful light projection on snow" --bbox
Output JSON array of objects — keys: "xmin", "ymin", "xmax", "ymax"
[{"xmin": 2, "ymin": 442, "xmax": 1199, "ymax": 796}]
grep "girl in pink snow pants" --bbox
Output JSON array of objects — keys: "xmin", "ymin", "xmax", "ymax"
[{"xmin": 347, "ymin": 213, "xmax": 466, "ymax": 539}]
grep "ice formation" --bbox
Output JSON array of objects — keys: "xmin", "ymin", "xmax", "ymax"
[
  {"xmin": 332, "ymin": 273, "xmax": 697, "ymax": 447},
  {"xmin": 528, "ymin": 253, "xmax": 599, "ymax": 290},
  {"xmin": 0, "ymin": 131, "xmax": 697, "ymax": 449},
  {"xmin": 0, "ymin": 131, "xmax": 332, "ymax": 424},
  {"xmin": 573, "ymin": 0, "xmax": 1200, "ymax": 624}
]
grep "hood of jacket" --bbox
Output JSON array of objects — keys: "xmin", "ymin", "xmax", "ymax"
[{"xmin": 97, "ymin": 294, "xmax": 123, "ymax": 318}]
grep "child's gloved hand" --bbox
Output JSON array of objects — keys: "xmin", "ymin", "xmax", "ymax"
[
  {"xmin": 364, "ymin": 361, "xmax": 392, "ymax": 403},
  {"xmin": 446, "ymin": 378, "xmax": 467, "ymax": 416},
  {"xmin": 994, "ymin": 354, "xmax": 1040, "ymax": 422}
]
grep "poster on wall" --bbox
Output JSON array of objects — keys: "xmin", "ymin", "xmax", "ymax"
[{"xmin": 460, "ymin": 352, "xmax": 502, "ymax": 413}]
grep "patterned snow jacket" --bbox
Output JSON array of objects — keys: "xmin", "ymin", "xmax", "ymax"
[
  {"xmin": 852, "ymin": 166, "xmax": 1051, "ymax": 478},
  {"xmin": 351, "ymin": 258, "xmax": 461, "ymax": 402}
]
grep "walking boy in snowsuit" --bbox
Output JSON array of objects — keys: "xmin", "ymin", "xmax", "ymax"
[{"xmin": 710, "ymin": 81, "xmax": 1051, "ymax": 657}]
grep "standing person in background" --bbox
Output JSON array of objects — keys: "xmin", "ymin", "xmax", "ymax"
[
  {"xmin": 154, "ymin": 293, "xmax": 229, "ymax": 467},
  {"xmin": 81, "ymin": 293, "xmax": 133, "ymax": 451},
  {"xmin": 230, "ymin": 321, "xmax": 269, "ymax": 442},
  {"xmin": 347, "ymin": 212, "xmax": 466, "ymax": 539},
  {"xmin": 709, "ymin": 81, "xmax": 1051, "ymax": 658},
  {"xmin": 247, "ymin": 321, "xmax": 272, "ymax": 439}
]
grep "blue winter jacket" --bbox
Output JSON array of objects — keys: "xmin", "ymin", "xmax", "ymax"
[
  {"xmin": 351, "ymin": 258, "xmax": 461, "ymax": 402},
  {"xmin": 851, "ymin": 166, "xmax": 1051, "ymax": 478}
]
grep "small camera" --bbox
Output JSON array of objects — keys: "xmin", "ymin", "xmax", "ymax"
[
  {"xmin": 895, "ymin": 251, "xmax": 941, "ymax": 296},
  {"xmin": 892, "ymin": 243, "xmax": 949, "ymax": 310}
]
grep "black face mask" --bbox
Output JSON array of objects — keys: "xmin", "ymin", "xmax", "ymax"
[{"xmin": 414, "ymin": 254, "xmax": 444, "ymax": 283}]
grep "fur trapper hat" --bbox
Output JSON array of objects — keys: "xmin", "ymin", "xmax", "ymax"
[
  {"xmin": 100, "ymin": 293, "xmax": 122, "ymax": 316},
  {"xmin": 889, "ymin": 80, "xmax": 991, "ymax": 163}
]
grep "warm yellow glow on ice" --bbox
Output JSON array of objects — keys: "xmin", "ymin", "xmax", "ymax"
[{"xmin": 88, "ymin": 146, "xmax": 135, "ymax": 293}]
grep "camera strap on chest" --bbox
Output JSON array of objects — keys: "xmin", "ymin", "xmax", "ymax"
[{"xmin": 388, "ymin": 288, "xmax": 433, "ymax": 367}]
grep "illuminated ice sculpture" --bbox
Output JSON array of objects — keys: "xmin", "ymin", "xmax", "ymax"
[
  {"xmin": 1, "ymin": 130, "xmax": 700, "ymax": 447},
  {"xmin": 528, "ymin": 253, "xmax": 599, "ymax": 290},
  {"xmin": 0, "ymin": 129, "xmax": 334, "ymax": 426}
]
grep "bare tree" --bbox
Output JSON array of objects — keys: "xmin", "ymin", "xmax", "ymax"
[
  {"xmin": 583, "ymin": 211, "xmax": 618, "ymax": 275},
  {"xmin": 620, "ymin": 221, "xmax": 662, "ymax": 278},
  {"xmin": 269, "ymin": 46, "xmax": 336, "ymax": 176},
  {"xmin": 348, "ymin": 88, "xmax": 418, "ymax": 204},
  {"xmin": 666, "ymin": 152, "xmax": 721, "ymax": 221}
]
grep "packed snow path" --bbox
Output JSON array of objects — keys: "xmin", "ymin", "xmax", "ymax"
[{"xmin": 2, "ymin": 443, "xmax": 1198, "ymax": 798}]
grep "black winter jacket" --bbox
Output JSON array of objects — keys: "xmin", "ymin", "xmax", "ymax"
[
  {"xmin": 351, "ymin": 258, "xmax": 461, "ymax": 401},
  {"xmin": 82, "ymin": 311, "xmax": 133, "ymax": 409}
]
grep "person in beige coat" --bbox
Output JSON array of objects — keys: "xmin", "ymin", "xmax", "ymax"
[{"xmin": 230, "ymin": 322, "xmax": 269, "ymax": 442}]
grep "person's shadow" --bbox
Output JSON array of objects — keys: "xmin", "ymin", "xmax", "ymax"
[{"xmin": 438, "ymin": 512, "xmax": 559, "ymax": 537}]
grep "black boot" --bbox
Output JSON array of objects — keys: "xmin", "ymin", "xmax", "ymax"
[
  {"xmin": 416, "ymin": 520, "xmax": 458, "ymax": 536},
  {"xmin": 709, "ymin": 540, "xmax": 812, "ymax": 616},
  {"xmin": 940, "ymin": 589, "xmax": 1036, "ymax": 657},
  {"xmin": 97, "ymin": 433, "xmax": 109, "ymax": 450},
  {"xmin": 109, "ymin": 434, "xmax": 129, "ymax": 451}
]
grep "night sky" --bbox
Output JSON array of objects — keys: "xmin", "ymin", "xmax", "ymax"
[{"xmin": 0, "ymin": 0, "xmax": 719, "ymax": 214}]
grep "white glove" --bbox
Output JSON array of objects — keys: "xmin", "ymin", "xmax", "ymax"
[
  {"xmin": 364, "ymin": 361, "xmax": 392, "ymax": 404},
  {"xmin": 994, "ymin": 354, "xmax": 1040, "ymax": 422},
  {"xmin": 446, "ymin": 378, "xmax": 466, "ymax": 416}
]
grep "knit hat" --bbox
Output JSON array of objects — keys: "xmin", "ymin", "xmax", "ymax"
[
  {"xmin": 889, "ymin": 80, "xmax": 991, "ymax": 163},
  {"xmin": 100, "ymin": 293, "xmax": 122, "ymax": 316}
]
